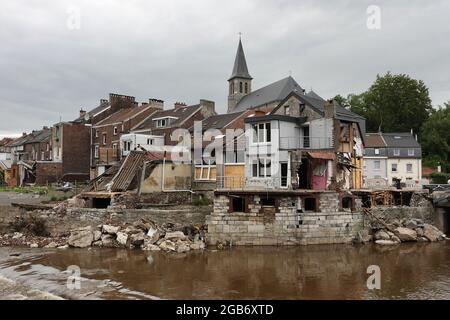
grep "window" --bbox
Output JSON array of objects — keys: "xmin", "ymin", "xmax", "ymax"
[
  {"xmin": 113, "ymin": 127, "xmax": 118, "ymax": 135},
  {"xmin": 94, "ymin": 145, "xmax": 99, "ymax": 158},
  {"xmin": 95, "ymin": 130, "xmax": 98, "ymax": 138},
  {"xmin": 156, "ymin": 119, "xmax": 167, "ymax": 128},
  {"xmin": 392, "ymin": 163, "xmax": 398, "ymax": 172},
  {"xmin": 102, "ymin": 133, "xmax": 107, "ymax": 145},
  {"xmin": 252, "ymin": 158, "xmax": 271, "ymax": 177},
  {"xmin": 123, "ymin": 141, "xmax": 131, "ymax": 152},
  {"xmin": 112, "ymin": 143, "xmax": 118, "ymax": 157},
  {"xmin": 46, "ymin": 143, "xmax": 49, "ymax": 152},
  {"xmin": 393, "ymin": 149, "xmax": 400, "ymax": 156},
  {"xmin": 239, "ymin": 82, "xmax": 243, "ymax": 93},
  {"xmin": 284, "ymin": 105, "xmax": 290, "ymax": 115},
  {"xmin": 252, "ymin": 123, "xmax": 271, "ymax": 143},
  {"xmin": 374, "ymin": 160, "xmax": 381, "ymax": 170},
  {"xmin": 41, "ymin": 152, "xmax": 44, "ymax": 160},
  {"xmin": 406, "ymin": 163, "xmax": 413, "ymax": 173},
  {"xmin": 374, "ymin": 148, "xmax": 380, "ymax": 155},
  {"xmin": 408, "ymin": 149, "xmax": 414, "ymax": 156},
  {"xmin": 245, "ymin": 82, "xmax": 248, "ymax": 94},
  {"xmin": 147, "ymin": 139, "xmax": 154, "ymax": 145}
]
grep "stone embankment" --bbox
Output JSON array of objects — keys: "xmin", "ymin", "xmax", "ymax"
[{"xmin": 359, "ymin": 210, "xmax": 447, "ymax": 246}]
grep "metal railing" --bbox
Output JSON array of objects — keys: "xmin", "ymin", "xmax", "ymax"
[
  {"xmin": 279, "ymin": 136, "xmax": 333, "ymax": 149},
  {"xmin": 216, "ymin": 176, "xmax": 290, "ymax": 190},
  {"xmin": 216, "ymin": 176, "xmax": 245, "ymax": 189}
]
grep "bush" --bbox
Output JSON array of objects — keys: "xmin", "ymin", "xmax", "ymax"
[
  {"xmin": 9, "ymin": 216, "xmax": 50, "ymax": 237},
  {"xmin": 192, "ymin": 195, "xmax": 211, "ymax": 206},
  {"xmin": 429, "ymin": 172, "xmax": 450, "ymax": 184}
]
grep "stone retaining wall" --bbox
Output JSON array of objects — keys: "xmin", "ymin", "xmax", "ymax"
[
  {"xmin": 206, "ymin": 193, "xmax": 365, "ymax": 246},
  {"xmin": 0, "ymin": 205, "xmax": 210, "ymax": 236}
]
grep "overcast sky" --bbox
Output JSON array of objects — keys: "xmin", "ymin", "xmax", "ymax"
[{"xmin": 1, "ymin": 0, "xmax": 449, "ymax": 137}]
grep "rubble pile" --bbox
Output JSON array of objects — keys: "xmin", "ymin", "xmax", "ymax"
[
  {"xmin": 0, "ymin": 218, "xmax": 207, "ymax": 252},
  {"xmin": 68, "ymin": 219, "xmax": 206, "ymax": 252},
  {"xmin": 370, "ymin": 218, "xmax": 447, "ymax": 245}
]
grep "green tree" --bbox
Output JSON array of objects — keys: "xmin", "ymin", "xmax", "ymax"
[
  {"xmin": 420, "ymin": 102, "xmax": 450, "ymax": 171},
  {"xmin": 346, "ymin": 72, "xmax": 433, "ymax": 133}
]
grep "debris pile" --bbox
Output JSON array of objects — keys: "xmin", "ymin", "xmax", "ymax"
[
  {"xmin": 362, "ymin": 208, "xmax": 447, "ymax": 245},
  {"xmin": 67, "ymin": 219, "xmax": 206, "ymax": 252}
]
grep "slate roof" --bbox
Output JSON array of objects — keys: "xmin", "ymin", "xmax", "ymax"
[
  {"xmin": 133, "ymin": 104, "xmax": 202, "ymax": 131},
  {"xmin": 26, "ymin": 129, "xmax": 51, "ymax": 144},
  {"xmin": 194, "ymin": 111, "xmax": 246, "ymax": 132},
  {"xmin": 229, "ymin": 39, "xmax": 252, "ymax": 80},
  {"xmin": 382, "ymin": 133, "xmax": 421, "ymax": 148},
  {"xmin": 232, "ymin": 76, "xmax": 304, "ymax": 113},
  {"xmin": 364, "ymin": 133, "xmax": 387, "ymax": 148},
  {"xmin": 75, "ymin": 101, "xmax": 111, "ymax": 122},
  {"xmin": 9, "ymin": 129, "xmax": 50, "ymax": 147},
  {"xmin": 95, "ymin": 106, "xmax": 157, "ymax": 127}
]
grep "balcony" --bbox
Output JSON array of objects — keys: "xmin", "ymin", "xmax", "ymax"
[
  {"xmin": 279, "ymin": 136, "xmax": 333, "ymax": 150},
  {"xmin": 94, "ymin": 147, "xmax": 120, "ymax": 165},
  {"xmin": 216, "ymin": 176, "xmax": 290, "ymax": 190}
]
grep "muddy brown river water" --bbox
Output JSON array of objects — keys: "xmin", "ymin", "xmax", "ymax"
[{"xmin": 1, "ymin": 242, "xmax": 450, "ymax": 299}]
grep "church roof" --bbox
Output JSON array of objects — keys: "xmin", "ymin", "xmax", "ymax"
[
  {"xmin": 306, "ymin": 90, "xmax": 325, "ymax": 101},
  {"xmin": 229, "ymin": 39, "xmax": 252, "ymax": 81},
  {"xmin": 231, "ymin": 76, "xmax": 304, "ymax": 113}
]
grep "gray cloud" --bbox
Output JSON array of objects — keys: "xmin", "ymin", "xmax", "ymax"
[{"xmin": 1, "ymin": 0, "xmax": 449, "ymax": 137}]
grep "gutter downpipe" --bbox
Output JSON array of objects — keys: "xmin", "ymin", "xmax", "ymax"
[{"xmin": 161, "ymin": 153, "xmax": 195, "ymax": 194}]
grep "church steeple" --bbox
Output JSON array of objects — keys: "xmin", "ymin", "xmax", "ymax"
[{"xmin": 228, "ymin": 36, "xmax": 252, "ymax": 113}]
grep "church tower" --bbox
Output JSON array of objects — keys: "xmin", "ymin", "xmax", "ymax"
[{"xmin": 228, "ymin": 37, "xmax": 252, "ymax": 113}]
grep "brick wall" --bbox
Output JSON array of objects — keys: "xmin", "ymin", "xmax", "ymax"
[
  {"xmin": 62, "ymin": 123, "xmax": 90, "ymax": 182},
  {"xmin": 35, "ymin": 162, "xmax": 63, "ymax": 185}
]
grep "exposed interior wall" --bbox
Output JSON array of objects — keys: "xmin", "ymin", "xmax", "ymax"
[{"xmin": 140, "ymin": 162, "xmax": 191, "ymax": 193}]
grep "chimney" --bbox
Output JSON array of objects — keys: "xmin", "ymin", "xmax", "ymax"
[
  {"xmin": 141, "ymin": 102, "xmax": 149, "ymax": 107},
  {"xmin": 174, "ymin": 101, "xmax": 187, "ymax": 109},
  {"xmin": 149, "ymin": 98, "xmax": 164, "ymax": 110},
  {"xmin": 43, "ymin": 126, "xmax": 49, "ymax": 131},
  {"xmin": 79, "ymin": 109, "xmax": 87, "ymax": 118},
  {"xmin": 109, "ymin": 93, "xmax": 136, "ymax": 112},
  {"xmin": 100, "ymin": 99, "xmax": 108, "ymax": 105},
  {"xmin": 199, "ymin": 99, "xmax": 215, "ymax": 116},
  {"xmin": 22, "ymin": 132, "xmax": 27, "ymax": 137},
  {"xmin": 324, "ymin": 100, "xmax": 336, "ymax": 118}
]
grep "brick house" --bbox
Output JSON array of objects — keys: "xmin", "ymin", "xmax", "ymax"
[
  {"xmin": 91, "ymin": 100, "xmax": 163, "ymax": 177},
  {"xmin": 131, "ymin": 99, "xmax": 217, "ymax": 145},
  {"xmin": 37, "ymin": 121, "xmax": 92, "ymax": 184}
]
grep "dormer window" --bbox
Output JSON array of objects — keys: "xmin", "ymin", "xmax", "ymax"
[
  {"xmin": 408, "ymin": 149, "xmax": 414, "ymax": 156},
  {"xmin": 154, "ymin": 116, "xmax": 178, "ymax": 128},
  {"xmin": 393, "ymin": 148, "xmax": 400, "ymax": 156},
  {"xmin": 156, "ymin": 119, "xmax": 167, "ymax": 128},
  {"xmin": 284, "ymin": 105, "xmax": 290, "ymax": 115}
]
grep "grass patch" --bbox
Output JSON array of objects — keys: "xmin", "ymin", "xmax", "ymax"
[{"xmin": 0, "ymin": 186, "xmax": 49, "ymax": 195}]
